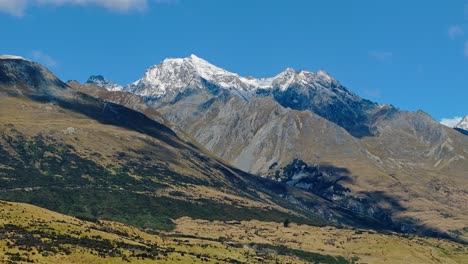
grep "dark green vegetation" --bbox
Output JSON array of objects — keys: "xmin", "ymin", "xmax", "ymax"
[
  {"xmin": 249, "ymin": 243, "xmax": 354, "ymax": 264},
  {"xmin": 1, "ymin": 223, "xmax": 162, "ymax": 260}
]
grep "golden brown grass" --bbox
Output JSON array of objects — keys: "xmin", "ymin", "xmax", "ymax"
[
  {"xmin": 0, "ymin": 200, "xmax": 298, "ymax": 263},
  {"xmin": 173, "ymin": 217, "xmax": 468, "ymax": 264},
  {"xmin": 1, "ymin": 199, "xmax": 467, "ymax": 264}
]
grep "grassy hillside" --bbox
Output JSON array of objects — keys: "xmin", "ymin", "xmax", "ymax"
[
  {"xmin": 0, "ymin": 200, "xmax": 298, "ymax": 263},
  {"xmin": 1, "ymin": 200, "xmax": 466, "ymax": 264},
  {"xmin": 174, "ymin": 218, "xmax": 468, "ymax": 264}
]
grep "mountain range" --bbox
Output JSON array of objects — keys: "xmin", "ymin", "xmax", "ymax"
[
  {"xmin": 0, "ymin": 56, "xmax": 320, "ymax": 232},
  {"xmin": 85, "ymin": 55, "xmax": 468, "ymax": 242},
  {"xmin": 0, "ymin": 53, "xmax": 467, "ymax": 257},
  {"xmin": 3, "ymin": 54, "xmax": 422, "ymax": 238}
]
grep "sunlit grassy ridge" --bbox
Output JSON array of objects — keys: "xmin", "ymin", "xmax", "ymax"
[
  {"xmin": 0, "ymin": 200, "xmax": 347, "ymax": 263},
  {"xmin": 1, "ymin": 200, "xmax": 466, "ymax": 264}
]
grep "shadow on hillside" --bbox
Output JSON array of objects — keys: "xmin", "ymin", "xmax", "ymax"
[
  {"xmin": 254, "ymin": 160, "xmax": 459, "ymax": 242},
  {"xmin": 353, "ymin": 189, "xmax": 458, "ymax": 242},
  {"xmin": 26, "ymin": 93, "xmax": 186, "ymax": 149}
]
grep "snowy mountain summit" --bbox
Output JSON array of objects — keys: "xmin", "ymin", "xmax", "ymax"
[
  {"xmin": 123, "ymin": 54, "xmax": 342, "ymax": 100},
  {"xmin": 0, "ymin": 55, "xmax": 29, "ymax": 61},
  {"xmin": 455, "ymin": 116, "xmax": 468, "ymax": 131}
]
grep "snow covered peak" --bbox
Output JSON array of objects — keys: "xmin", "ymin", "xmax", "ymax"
[
  {"xmin": 186, "ymin": 54, "xmax": 235, "ymax": 81},
  {"xmin": 269, "ymin": 68, "xmax": 297, "ymax": 90},
  {"xmin": 316, "ymin": 69, "xmax": 336, "ymax": 83},
  {"xmin": 129, "ymin": 54, "xmax": 260, "ymax": 98},
  {"xmin": 187, "ymin": 53, "xmax": 210, "ymax": 64},
  {"xmin": 86, "ymin": 75, "xmax": 123, "ymax": 91},
  {"xmin": 317, "ymin": 69, "xmax": 330, "ymax": 76},
  {"xmin": 159, "ymin": 54, "xmax": 230, "ymax": 78},
  {"xmin": 275, "ymin": 68, "xmax": 296, "ymax": 78},
  {"xmin": 0, "ymin": 55, "xmax": 28, "ymax": 61},
  {"xmin": 125, "ymin": 55, "xmax": 346, "ymax": 99},
  {"xmin": 455, "ymin": 115, "xmax": 468, "ymax": 131}
]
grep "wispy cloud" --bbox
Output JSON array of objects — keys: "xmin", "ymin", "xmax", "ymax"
[
  {"xmin": 0, "ymin": 0, "xmax": 172, "ymax": 16},
  {"xmin": 0, "ymin": 0, "xmax": 27, "ymax": 16},
  {"xmin": 36, "ymin": 0, "xmax": 148, "ymax": 11},
  {"xmin": 369, "ymin": 51, "xmax": 393, "ymax": 62},
  {"xmin": 440, "ymin": 116, "xmax": 463, "ymax": 128},
  {"xmin": 448, "ymin": 25, "xmax": 464, "ymax": 39},
  {"xmin": 32, "ymin": 50, "xmax": 58, "ymax": 68}
]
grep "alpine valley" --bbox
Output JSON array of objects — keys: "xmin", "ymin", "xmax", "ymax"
[{"xmin": 0, "ymin": 55, "xmax": 467, "ymax": 263}]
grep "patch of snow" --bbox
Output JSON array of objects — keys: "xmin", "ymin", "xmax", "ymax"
[
  {"xmin": 316, "ymin": 69, "xmax": 333, "ymax": 81},
  {"xmin": 0, "ymin": 55, "xmax": 27, "ymax": 60}
]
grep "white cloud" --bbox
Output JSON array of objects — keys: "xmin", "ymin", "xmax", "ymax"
[
  {"xmin": 0, "ymin": 0, "xmax": 27, "ymax": 16},
  {"xmin": 440, "ymin": 116, "xmax": 463, "ymax": 128},
  {"xmin": 0, "ymin": 0, "xmax": 173, "ymax": 16},
  {"xmin": 35, "ymin": 0, "xmax": 148, "ymax": 11},
  {"xmin": 369, "ymin": 51, "xmax": 393, "ymax": 62},
  {"xmin": 32, "ymin": 50, "xmax": 58, "ymax": 67},
  {"xmin": 448, "ymin": 25, "xmax": 464, "ymax": 40}
]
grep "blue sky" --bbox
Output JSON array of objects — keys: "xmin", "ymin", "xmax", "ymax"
[{"xmin": 0, "ymin": 0, "xmax": 467, "ymax": 123}]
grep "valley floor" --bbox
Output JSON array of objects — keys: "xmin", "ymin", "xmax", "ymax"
[{"xmin": 0, "ymin": 200, "xmax": 466, "ymax": 264}]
